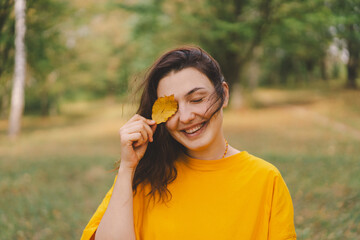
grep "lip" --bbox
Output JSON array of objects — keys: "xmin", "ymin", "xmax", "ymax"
[
  {"xmin": 180, "ymin": 122, "xmax": 206, "ymax": 132},
  {"xmin": 180, "ymin": 121, "xmax": 208, "ymax": 138}
]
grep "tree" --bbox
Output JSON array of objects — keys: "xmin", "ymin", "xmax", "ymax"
[
  {"xmin": 25, "ymin": 0, "xmax": 69, "ymax": 115},
  {"xmin": 8, "ymin": 0, "xmax": 26, "ymax": 138},
  {"xmin": 0, "ymin": 0, "xmax": 15, "ymax": 118},
  {"xmin": 331, "ymin": 0, "xmax": 360, "ymax": 89},
  {"xmin": 116, "ymin": 0, "xmax": 277, "ymax": 88},
  {"xmin": 260, "ymin": 0, "xmax": 333, "ymax": 86},
  {"xmin": 2, "ymin": 0, "xmax": 69, "ymax": 122},
  {"xmin": 180, "ymin": 0, "xmax": 277, "ymax": 88}
]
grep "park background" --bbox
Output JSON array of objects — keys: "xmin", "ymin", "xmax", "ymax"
[{"xmin": 0, "ymin": 0, "xmax": 360, "ymax": 239}]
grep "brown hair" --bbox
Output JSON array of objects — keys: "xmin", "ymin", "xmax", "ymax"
[{"xmin": 132, "ymin": 46, "xmax": 227, "ymax": 202}]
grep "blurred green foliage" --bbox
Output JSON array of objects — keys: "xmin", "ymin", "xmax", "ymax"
[
  {"xmin": 261, "ymin": 0, "xmax": 333, "ymax": 86},
  {"xmin": 0, "ymin": 0, "xmax": 14, "ymax": 118},
  {"xmin": 0, "ymin": 0, "xmax": 360, "ymax": 117},
  {"xmin": 25, "ymin": 0, "xmax": 69, "ymax": 115},
  {"xmin": 330, "ymin": 0, "xmax": 360, "ymax": 88}
]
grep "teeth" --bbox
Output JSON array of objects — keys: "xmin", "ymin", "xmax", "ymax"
[{"xmin": 185, "ymin": 123, "xmax": 204, "ymax": 134}]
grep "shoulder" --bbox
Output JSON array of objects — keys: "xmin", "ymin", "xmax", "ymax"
[
  {"xmin": 237, "ymin": 151, "xmax": 282, "ymax": 178},
  {"xmin": 246, "ymin": 152, "xmax": 280, "ymax": 172}
]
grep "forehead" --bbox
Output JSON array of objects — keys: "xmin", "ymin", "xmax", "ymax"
[{"xmin": 157, "ymin": 67, "xmax": 214, "ymax": 98}]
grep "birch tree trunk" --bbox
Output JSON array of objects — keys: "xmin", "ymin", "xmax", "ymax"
[{"xmin": 8, "ymin": 0, "xmax": 26, "ymax": 138}]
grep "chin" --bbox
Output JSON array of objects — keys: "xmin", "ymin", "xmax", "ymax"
[{"xmin": 178, "ymin": 134, "xmax": 213, "ymax": 152}]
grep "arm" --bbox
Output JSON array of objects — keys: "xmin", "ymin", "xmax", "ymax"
[
  {"xmin": 95, "ymin": 166, "xmax": 136, "ymax": 240},
  {"xmin": 95, "ymin": 115, "xmax": 156, "ymax": 240}
]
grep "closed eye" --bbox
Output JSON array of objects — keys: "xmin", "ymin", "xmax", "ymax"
[{"xmin": 191, "ymin": 98, "xmax": 204, "ymax": 103}]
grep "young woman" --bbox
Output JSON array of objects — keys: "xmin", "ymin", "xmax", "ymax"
[{"xmin": 81, "ymin": 47, "xmax": 297, "ymax": 240}]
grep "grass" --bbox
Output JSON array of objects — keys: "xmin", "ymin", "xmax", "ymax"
[{"xmin": 0, "ymin": 89, "xmax": 359, "ymax": 239}]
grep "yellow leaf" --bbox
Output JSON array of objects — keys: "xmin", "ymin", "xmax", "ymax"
[{"xmin": 152, "ymin": 95, "xmax": 178, "ymax": 124}]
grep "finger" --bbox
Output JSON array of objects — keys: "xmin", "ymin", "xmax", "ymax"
[
  {"xmin": 126, "ymin": 119, "xmax": 155, "ymax": 142},
  {"xmin": 121, "ymin": 122, "xmax": 143, "ymax": 133},
  {"xmin": 132, "ymin": 115, "xmax": 156, "ymax": 128},
  {"xmin": 131, "ymin": 132, "xmax": 147, "ymax": 148},
  {"xmin": 133, "ymin": 132, "xmax": 146, "ymax": 148},
  {"xmin": 123, "ymin": 123, "xmax": 149, "ymax": 143},
  {"xmin": 142, "ymin": 122, "xmax": 154, "ymax": 142},
  {"xmin": 126, "ymin": 115, "xmax": 155, "ymax": 129},
  {"xmin": 122, "ymin": 132, "xmax": 142, "ymax": 146},
  {"xmin": 146, "ymin": 119, "xmax": 156, "ymax": 126},
  {"xmin": 120, "ymin": 115, "xmax": 156, "ymax": 144},
  {"xmin": 129, "ymin": 114, "xmax": 143, "ymax": 122},
  {"xmin": 150, "ymin": 124, "xmax": 157, "ymax": 141},
  {"xmin": 138, "ymin": 127, "xmax": 148, "ymax": 145},
  {"xmin": 130, "ymin": 114, "xmax": 153, "ymax": 124}
]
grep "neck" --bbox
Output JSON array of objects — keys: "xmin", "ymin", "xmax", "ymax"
[{"xmin": 186, "ymin": 135, "xmax": 227, "ymax": 160}]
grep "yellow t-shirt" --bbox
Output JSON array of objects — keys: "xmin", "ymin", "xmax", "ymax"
[{"xmin": 81, "ymin": 151, "xmax": 296, "ymax": 240}]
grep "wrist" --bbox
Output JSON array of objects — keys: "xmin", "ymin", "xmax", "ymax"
[{"xmin": 118, "ymin": 163, "xmax": 136, "ymax": 175}]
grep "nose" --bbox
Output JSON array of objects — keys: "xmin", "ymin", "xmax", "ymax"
[{"xmin": 177, "ymin": 103, "xmax": 195, "ymax": 124}]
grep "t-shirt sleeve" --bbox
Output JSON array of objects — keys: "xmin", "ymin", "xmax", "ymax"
[
  {"xmin": 80, "ymin": 176, "xmax": 117, "ymax": 240},
  {"xmin": 268, "ymin": 173, "xmax": 297, "ymax": 240}
]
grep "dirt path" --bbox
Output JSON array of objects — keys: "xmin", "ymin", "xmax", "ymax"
[{"xmin": 290, "ymin": 106, "xmax": 360, "ymax": 141}]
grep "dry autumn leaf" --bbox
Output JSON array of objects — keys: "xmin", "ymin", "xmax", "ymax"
[{"xmin": 152, "ymin": 95, "xmax": 178, "ymax": 124}]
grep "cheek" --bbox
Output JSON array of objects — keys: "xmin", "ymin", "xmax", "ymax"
[
  {"xmin": 165, "ymin": 118, "xmax": 177, "ymax": 133},
  {"xmin": 200, "ymin": 103, "xmax": 216, "ymax": 120},
  {"xmin": 203, "ymin": 97, "xmax": 223, "ymax": 119}
]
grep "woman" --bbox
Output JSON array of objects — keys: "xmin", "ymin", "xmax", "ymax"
[{"xmin": 81, "ymin": 47, "xmax": 297, "ymax": 240}]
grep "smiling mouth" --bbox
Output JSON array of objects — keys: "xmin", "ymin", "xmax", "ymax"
[{"xmin": 182, "ymin": 122, "xmax": 206, "ymax": 134}]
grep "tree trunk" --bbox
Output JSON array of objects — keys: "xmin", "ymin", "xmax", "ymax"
[
  {"xmin": 346, "ymin": 44, "xmax": 359, "ymax": 89},
  {"xmin": 345, "ymin": 25, "xmax": 359, "ymax": 89},
  {"xmin": 8, "ymin": 0, "xmax": 26, "ymax": 138},
  {"xmin": 346, "ymin": 62, "xmax": 358, "ymax": 89},
  {"xmin": 320, "ymin": 57, "xmax": 328, "ymax": 81}
]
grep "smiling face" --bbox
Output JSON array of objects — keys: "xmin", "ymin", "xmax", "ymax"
[{"xmin": 157, "ymin": 67, "xmax": 229, "ymax": 159}]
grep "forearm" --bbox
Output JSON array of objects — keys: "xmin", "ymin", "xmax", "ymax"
[{"xmin": 95, "ymin": 167, "xmax": 136, "ymax": 240}]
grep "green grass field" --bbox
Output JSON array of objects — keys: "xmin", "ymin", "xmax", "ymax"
[{"xmin": 1, "ymin": 89, "xmax": 359, "ymax": 239}]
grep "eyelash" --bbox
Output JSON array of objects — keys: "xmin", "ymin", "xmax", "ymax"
[{"xmin": 191, "ymin": 98, "xmax": 204, "ymax": 103}]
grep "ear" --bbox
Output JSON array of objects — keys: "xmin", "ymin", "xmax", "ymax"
[{"xmin": 222, "ymin": 82, "xmax": 229, "ymax": 108}]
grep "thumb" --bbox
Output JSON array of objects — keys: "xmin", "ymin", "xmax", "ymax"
[{"xmin": 151, "ymin": 123, "xmax": 157, "ymax": 134}]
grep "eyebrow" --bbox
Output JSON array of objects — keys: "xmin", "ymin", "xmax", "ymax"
[{"xmin": 185, "ymin": 87, "xmax": 206, "ymax": 97}]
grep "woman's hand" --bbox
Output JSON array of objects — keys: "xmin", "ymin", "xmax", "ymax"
[{"xmin": 118, "ymin": 114, "xmax": 157, "ymax": 171}]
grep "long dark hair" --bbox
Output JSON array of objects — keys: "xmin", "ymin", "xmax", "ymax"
[{"xmin": 132, "ymin": 46, "xmax": 227, "ymax": 202}]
